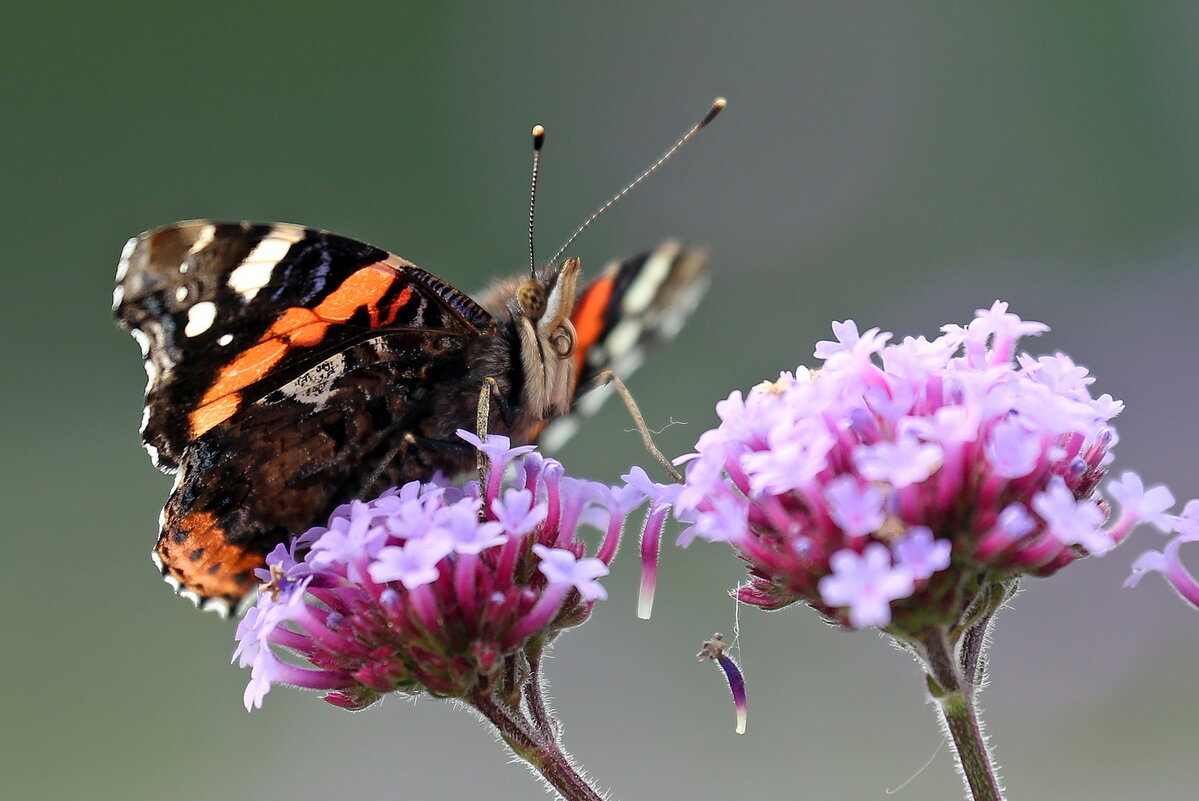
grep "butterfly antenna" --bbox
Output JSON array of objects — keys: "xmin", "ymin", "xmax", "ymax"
[
  {"xmin": 548, "ymin": 97, "xmax": 726, "ymax": 267},
  {"xmin": 528, "ymin": 124, "xmax": 546, "ymax": 277}
]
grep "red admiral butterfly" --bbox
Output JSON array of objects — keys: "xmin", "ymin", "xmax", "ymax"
[{"xmin": 114, "ymin": 101, "xmax": 722, "ymax": 615}]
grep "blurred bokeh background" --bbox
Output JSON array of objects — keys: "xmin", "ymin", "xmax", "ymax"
[{"xmin": 2, "ymin": 3, "xmax": 1195, "ymax": 800}]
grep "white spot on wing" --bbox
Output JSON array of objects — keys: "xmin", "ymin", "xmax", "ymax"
[
  {"xmin": 130, "ymin": 328, "xmax": 151, "ymax": 357},
  {"xmin": 227, "ymin": 225, "xmax": 305, "ymax": 301},
  {"xmin": 233, "ymin": 587, "xmax": 260, "ymax": 616},
  {"xmin": 184, "ymin": 301, "xmax": 217, "ymax": 337},
  {"xmin": 578, "ymin": 383, "xmax": 614, "ymax": 415},
  {"xmin": 610, "ymin": 348, "xmax": 645, "ymax": 380},
  {"xmin": 111, "ymin": 284, "xmax": 124, "ymax": 310},
  {"xmin": 187, "ymin": 223, "xmax": 216, "ymax": 255},
  {"xmin": 175, "ymin": 286, "xmax": 189, "ymax": 302},
  {"xmin": 139, "ymin": 405, "xmax": 151, "ymax": 433},
  {"xmin": 603, "ymin": 319, "xmax": 643, "ymax": 364},
  {"xmin": 217, "ymin": 333, "xmax": 233, "ymax": 346},
  {"xmin": 142, "ymin": 357, "xmax": 158, "ymax": 390},
  {"xmin": 170, "ymin": 465, "xmax": 185, "ymax": 492},
  {"xmin": 276, "ymin": 352, "xmax": 346, "ymax": 409},
  {"xmin": 201, "ymin": 597, "xmax": 234, "ymax": 618},
  {"xmin": 115, "ymin": 236, "xmax": 136, "ymax": 282},
  {"xmin": 145, "ymin": 441, "xmax": 162, "ymax": 468},
  {"xmin": 621, "ymin": 246, "xmax": 675, "ymax": 315},
  {"xmin": 655, "ymin": 270, "xmax": 709, "ymax": 340},
  {"xmin": 540, "ymin": 417, "xmax": 579, "ymax": 452}
]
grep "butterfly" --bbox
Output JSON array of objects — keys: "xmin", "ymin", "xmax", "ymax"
[
  {"xmin": 114, "ymin": 99, "xmax": 723, "ymax": 615},
  {"xmin": 113, "ymin": 220, "xmax": 709, "ymax": 614}
]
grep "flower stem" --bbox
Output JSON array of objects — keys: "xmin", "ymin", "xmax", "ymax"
[
  {"xmin": 937, "ymin": 689, "xmax": 1003, "ymax": 801},
  {"xmin": 525, "ymin": 650, "xmax": 557, "ymax": 739},
  {"xmin": 921, "ymin": 628, "xmax": 1005, "ymax": 801},
  {"xmin": 470, "ymin": 690, "xmax": 605, "ymax": 801}
]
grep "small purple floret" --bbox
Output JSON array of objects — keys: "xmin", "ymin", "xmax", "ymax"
[
  {"xmin": 893, "ymin": 527, "xmax": 952, "ymax": 581},
  {"xmin": 532, "ymin": 544, "xmax": 610, "ymax": 601},
  {"xmin": 824, "ymin": 475, "xmax": 886, "ymax": 537},
  {"xmin": 818, "ymin": 544, "xmax": 915, "ymax": 628}
]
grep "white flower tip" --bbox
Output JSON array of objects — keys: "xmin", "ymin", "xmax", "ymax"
[{"xmin": 637, "ymin": 585, "xmax": 655, "ymax": 620}]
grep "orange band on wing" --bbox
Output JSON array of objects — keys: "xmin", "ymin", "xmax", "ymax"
[
  {"xmin": 571, "ymin": 274, "xmax": 615, "ymax": 374},
  {"xmin": 189, "ymin": 262, "xmax": 400, "ymax": 439},
  {"xmin": 201, "ymin": 339, "xmax": 290, "ymax": 403},
  {"xmin": 312, "ymin": 264, "xmax": 396, "ymax": 324},
  {"xmin": 190, "ymin": 393, "xmax": 243, "ymax": 439}
]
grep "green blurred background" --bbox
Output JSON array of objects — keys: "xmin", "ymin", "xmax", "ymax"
[{"xmin": 2, "ymin": 3, "xmax": 1195, "ymax": 800}]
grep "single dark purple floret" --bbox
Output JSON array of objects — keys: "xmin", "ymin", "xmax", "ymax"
[{"xmin": 697, "ymin": 633, "xmax": 747, "ymax": 734}]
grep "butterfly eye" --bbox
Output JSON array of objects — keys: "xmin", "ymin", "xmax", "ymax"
[
  {"xmin": 550, "ymin": 324, "xmax": 575, "ymax": 358},
  {"xmin": 518, "ymin": 281, "xmax": 547, "ymax": 320}
]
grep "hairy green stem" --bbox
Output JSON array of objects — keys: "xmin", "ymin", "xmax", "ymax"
[
  {"xmin": 922, "ymin": 628, "xmax": 1005, "ymax": 801},
  {"xmin": 937, "ymin": 688, "xmax": 1004, "ymax": 801},
  {"xmin": 471, "ymin": 690, "xmax": 604, "ymax": 801}
]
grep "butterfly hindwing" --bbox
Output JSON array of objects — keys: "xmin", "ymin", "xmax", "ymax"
[
  {"xmin": 540, "ymin": 241, "xmax": 709, "ymax": 449},
  {"xmin": 157, "ymin": 330, "xmax": 477, "ymax": 609}
]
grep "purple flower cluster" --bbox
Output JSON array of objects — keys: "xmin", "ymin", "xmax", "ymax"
[
  {"xmin": 655, "ymin": 303, "xmax": 1179, "ymax": 632},
  {"xmin": 234, "ymin": 432, "xmax": 640, "ymax": 711}
]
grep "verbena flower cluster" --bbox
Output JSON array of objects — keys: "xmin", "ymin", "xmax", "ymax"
[
  {"xmin": 652, "ymin": 302, "xmax": 1179, "ymax": 632},
  {"xmin": 234, "ymin": 431, "xmax": 644, "ymax": 711}
]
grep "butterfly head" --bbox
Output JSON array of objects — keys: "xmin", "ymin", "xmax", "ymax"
[{"xmin": 514, "ymin": 258, "xmax": 581, "ymax": 419}]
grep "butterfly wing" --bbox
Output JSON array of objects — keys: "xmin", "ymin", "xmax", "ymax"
[
  {"xmin": 115, "ymin": 221, "xmax": 495, "ymax": 612},
  {"xmin": 115, "ymin": 221, "xmax": 494, "ymax": 469},
  {"xmin": 541, "ymin": 241, "xmax": 710, "ymax": 449}
]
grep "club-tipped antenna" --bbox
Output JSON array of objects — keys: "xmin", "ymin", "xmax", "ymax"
[
  {"xmin": 548, "ymin": 97, "xmax": 726, "ymax": 267},
  {"xmin": 528, "ymin": 124, "xmax": 546, "ymax": 277}
]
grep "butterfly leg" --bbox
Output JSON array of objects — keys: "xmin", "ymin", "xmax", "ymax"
[
  {"xmin": 481, "ymin": 376, "xmax": 518, "ymax": 427},
  {"xmin": 476, "ymin": 381, "xmax": 493, "ymax": 484},
  {"xmin": 475, "ymin": 375, "xmax": 527, "ymax": 487},
  {"xmin": 582, "ymin": 370, "xmax": 683, "ymax": 483}
]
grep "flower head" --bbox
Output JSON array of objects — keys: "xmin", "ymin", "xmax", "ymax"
[
  {"xmin": 235, "ymin": 432, "xmax": 628, "ymax": 711},
  {"xmin": 643, "ymin": 304, "xmax": 1180, "ymax": 633}
]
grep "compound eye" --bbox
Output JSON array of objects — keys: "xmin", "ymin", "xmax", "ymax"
[
  {"xmin": 517, "ymin": 280, "xmax": 547, "ymax": 320},
  {"xmin": 550, "ymin": 324, "xmax": 575, "ymax": 358}
]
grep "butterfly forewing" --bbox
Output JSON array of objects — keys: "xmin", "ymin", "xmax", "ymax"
[{"xmin": 114, "ymin": 221, "xmax": 493, "ymax": 470}]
